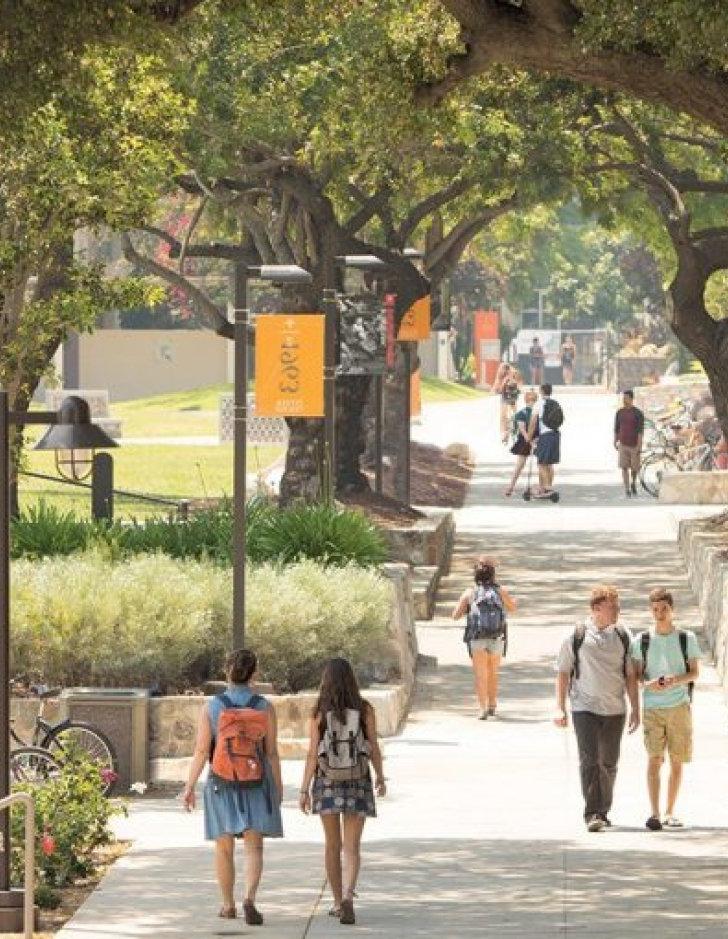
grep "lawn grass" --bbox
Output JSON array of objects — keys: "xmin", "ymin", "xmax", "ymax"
[
  {"xmin": 19, "ymin": 442, "xmax": 283, "ymax": 518},
  {"xmin": 420, "ymin": 377, "xmax": 487, "ymax": 402},
  {"xmin": 112, "ymin": 383, "xmax": 233, "ymax": 437}
]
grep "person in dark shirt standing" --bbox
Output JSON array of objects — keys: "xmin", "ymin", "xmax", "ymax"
[{"xmin": 614, "ymin": 390, "xmax": 645, "ymax": 497}]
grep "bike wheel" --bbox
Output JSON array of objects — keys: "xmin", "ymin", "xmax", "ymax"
[
  {"xmin": 639, "ymin": 452, "xmax": 679, "ymax": 498},
  {"xmin": 46, "ymin": 722, "xmax": 119, "ymax": 795},
  {"xmin": 10, "ymin": 747, "xmax": 62, "ymax": 786}
]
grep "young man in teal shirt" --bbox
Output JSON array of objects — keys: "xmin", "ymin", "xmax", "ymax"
[{"xmin": 631, "ymin": 587, "xmax": 700, "ymax": 831}]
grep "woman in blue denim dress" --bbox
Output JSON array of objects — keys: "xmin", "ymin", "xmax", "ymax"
[{"xmin": 183, "ymin": 649, "xmax": 283, "ymax": 925}]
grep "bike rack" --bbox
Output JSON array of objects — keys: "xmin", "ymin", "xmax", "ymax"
[{"xmin": 0, "ymin": 792, "xmax": 35, "ymax": 939}]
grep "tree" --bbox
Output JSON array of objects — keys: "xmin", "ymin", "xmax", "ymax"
[
  {"xmin": 581, "ymin": 103, "xmax": 728, "ymax": 432},
  {"xmin": 123, "ymin": 3, "xmax": 585, "ymax": 501},
  {"xmin": 0, "ymin": 46, "xmax": 184, "ymax": 490},
  {"xmin": 420, "ymin": 1, "xmax": 728, "ymax": 136}
]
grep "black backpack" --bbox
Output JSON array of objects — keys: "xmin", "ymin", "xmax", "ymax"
[
  {"xmin": 542, "ymin": 398, "xmax": 564, "ymax": 431},
  {"xmin": 571, "ymin": 623, "xmax": 630, "ymax": 683},
  {"xmin": 639, "ymin": 631, "xmax": 693, "ymax": 702}
]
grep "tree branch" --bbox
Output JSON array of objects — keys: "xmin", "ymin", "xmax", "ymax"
[
  {"xmin": 397, "ymin": 178, "xmax": 476, "ymax": 244},
  {"xmin": 419, "ymin": 1, "xmax": 728, "ymax": 137},
  {"xmin": 121, "ymin": 231, "xmax": 233, "ymax": 339}
]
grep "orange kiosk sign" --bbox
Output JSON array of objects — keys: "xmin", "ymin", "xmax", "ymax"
[
  {"xmin": 398, "ymin": 296, "xmax": 431, "ymax": 341},
  {"xmin": 255, "ymin": 314, "xmax": 325, "ymax": 417},
  {"xmin": 473, "ymin": 309, "xmax": 501, "ymax": 387}
]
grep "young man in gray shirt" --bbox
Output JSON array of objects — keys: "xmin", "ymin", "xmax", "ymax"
[{"xmin": 555, "ymin": 585, "xmax": 640, "ymax": 831}]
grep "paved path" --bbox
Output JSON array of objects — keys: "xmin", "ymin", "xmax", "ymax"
[{"xmin": 58, "ymin": 392, "xmax": 728, "ymax": 938}]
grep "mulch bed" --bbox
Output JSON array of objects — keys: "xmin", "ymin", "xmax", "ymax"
[
  {"xmin": 30, "ymin": 841, "xmax": 130, "ymax": 938},
  {"xmin": 341, "ymin": 441, "xmax": 473, "ymax": 527}
]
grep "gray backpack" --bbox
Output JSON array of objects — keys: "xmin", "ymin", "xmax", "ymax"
[{"xmin": 464, "ymin": 584, "xmax": 506, "ymax": 643}]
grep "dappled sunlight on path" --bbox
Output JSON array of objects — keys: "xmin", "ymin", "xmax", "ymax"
[{"xmin": 59, "ymin": 393, "xmax": 728, "ymax": 938}]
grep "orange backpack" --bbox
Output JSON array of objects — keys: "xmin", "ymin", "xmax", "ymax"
[{"xmin": 210, "ymin": 693, "xmax": 268, "ymax": 785}]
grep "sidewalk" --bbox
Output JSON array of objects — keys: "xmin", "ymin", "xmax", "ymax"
[{"xmin": 58, "ymin": 393, "xmax": 728, "ymax": 938}]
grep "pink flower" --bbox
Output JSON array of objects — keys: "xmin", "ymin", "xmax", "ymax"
[
  {"xmin": 41, "ymin": 832, "xmax": 56, "ymax": 857},
  {"xmin": 100, "ymin": 768, "xmax": 118, "ymax": 786}
]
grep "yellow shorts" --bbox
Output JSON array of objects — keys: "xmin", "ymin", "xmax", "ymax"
[{"xmin": 643, "ymin": 704, "xmax": 692, "ymax": 762}]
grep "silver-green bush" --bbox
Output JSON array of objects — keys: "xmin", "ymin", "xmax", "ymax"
[{"xmin": 11, "ymin": 553, "xmax": 393, "ymax": 692}]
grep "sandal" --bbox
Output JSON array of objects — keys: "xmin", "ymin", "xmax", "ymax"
[
  {"xmin": 340, "ymin": 898, "xmax": 355, "ymax": 925},
  {"xmin": 218, "ymin": 906, "xmax": 236, "ymax": 919},
  {"xmin": 243, "ymin": 900, "xmax": 264, "ymax": 926}
]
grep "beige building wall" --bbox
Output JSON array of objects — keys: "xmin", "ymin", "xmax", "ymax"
[{"xmin": 77, "ymin": 330, "xmax": 230, "ymax": 401}]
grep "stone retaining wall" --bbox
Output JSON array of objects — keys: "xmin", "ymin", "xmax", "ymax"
[
  {"xmin": 678, "ymin": 514, "xmax": 728, "ymax": 686},
  {"xmin": 612, "ymin": 356, "xmax": 668, "ymax": 392},
  {"xmin": 660, "ymin": 471, "xmax": 728, "ymax": 504},
  {"xmin": 634, "ymin": 379, "xmax": 711, "ymax": 414},
  {"xmin": 380, "ymin": 509, "xmax": 455, "ymax": 575}
]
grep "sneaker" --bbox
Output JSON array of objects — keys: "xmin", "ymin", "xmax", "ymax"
[
  {"xmin": 478, "ymin": 709, "xmax": 489, "ymax": 720},
  {"xmin": 631, "ymin": 482, "xmax": 638, "ymax": 495},
  {"xmin": 646, "ymin": 815, "xmax": 663, "ymax": 831},
  {"xmin": 625, "ymin": 489, "xmax": 631, "ymax": 498},
  {"xmin": 587, "ymin": 815, "xmax": 605, "ymax": 832},
  {"xmin": 487, "ymin": 706, "xmax": 496, "ymax": 718},
  {"xmin": 663, "ymin": 815, "xmax": 684, "ymax": 828},
  {"xmin": 598, "ymin": 814, "xmax": 612, "ymax": 827}
]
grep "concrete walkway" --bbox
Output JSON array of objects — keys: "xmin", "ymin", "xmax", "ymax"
[{"xmin": 58, "ymin": 393, "xmax": 728, "ymax": 938}]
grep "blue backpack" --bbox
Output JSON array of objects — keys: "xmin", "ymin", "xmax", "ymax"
[{"xmin": 464, "ymin": 584, "xmax": 506, "ymax": 644}]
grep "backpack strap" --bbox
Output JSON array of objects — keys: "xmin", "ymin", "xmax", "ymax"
[
  {"xmin": 217, "ymin": 693, "xmax": 235, "ymax": 710},
  {"xmin": 678, "ymin": 630, "xmax": 694, "ymax": 702},
  {"xmin": 640, "ymin": 632, "xmax": 650, "ymax": 677},
  {"xmin": 615, "ymin": 626, "xmax": 630, "ymax": 678},
  {"xmin": 571, "ymin": 624, "xmax": 586, "ymax": 681}
]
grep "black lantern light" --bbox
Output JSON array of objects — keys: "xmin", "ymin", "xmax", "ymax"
[{"xmin": 34, "ymin": 395, "xmax": 118, "ymax": 481}]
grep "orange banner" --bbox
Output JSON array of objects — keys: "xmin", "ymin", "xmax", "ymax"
[
  {"xmin": 411, "ymin": 369, "xmax": 422, "ymax": 418},
  {"xmin": 255, "ymin": 314, "xmax": 325, "ymax": 417},
  {"xmin": 397, "ymin": 296, "xmax": 431, "ymax": 341}
]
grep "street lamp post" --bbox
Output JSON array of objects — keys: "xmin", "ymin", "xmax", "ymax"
[
  {"xmin": 232, "ymin": 264, "xmax": 312, "ymax": 650},
  {"xmin": 536, "ymin": 287, "xmax": 549, "ymax": 329},
  {"xmin": 0, "ymin": 392, "xmax": 116, "ymax": 930}
]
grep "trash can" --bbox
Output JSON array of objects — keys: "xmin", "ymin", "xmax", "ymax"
[{"xmin": 60, "ymin": 688, "xmax": 150, "ymax": 793}]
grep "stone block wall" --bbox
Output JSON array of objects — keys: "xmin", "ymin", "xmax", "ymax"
[
  {"xmin": 612, "ymin": 356, "xmax": 668, "ymax": 392},
  {"xmin": 679, "ymin": 515, "xmax": 728, "ymax": 687},
  {"xmin": 380, "ymin": 509, "xmax": 455, "ymax": 574},
  {"xmin": 634, "ymin": 380, "xmax": 711, "ymax": 414}
]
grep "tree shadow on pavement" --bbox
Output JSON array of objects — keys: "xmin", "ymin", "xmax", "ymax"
[{"xmin": 305, "ymin": 836, "xmax": 728, "ymax": 937}]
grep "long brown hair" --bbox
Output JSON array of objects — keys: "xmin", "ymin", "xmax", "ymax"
[{"xmin": 312, "ymin": 658, "xmax": 369, "ymax": 731}]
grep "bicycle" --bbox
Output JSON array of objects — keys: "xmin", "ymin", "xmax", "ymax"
[
  {"xmin": 639, "ymin": 435, "xmax": 720, "ymax": 497},
  {"xmin": 10, "ymin": 684, "xmax": 119, "ymax": 794}
]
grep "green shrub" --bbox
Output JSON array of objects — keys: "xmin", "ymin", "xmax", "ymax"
[
  {"xmin": 248, "ymin": 503, "xmax": 387, "ymax": 568},
  {"xmin": 11, "ymin": 551, "xmax": 232, "ymax": 690},
  {"xmin": 247, "ymin": 560, "xmax": 393, "ymax": 691},
  {"xmin": 11, "ymin": 753, "xmax": 125, "ymax": 905},
  {"xmin": 10, "ymin": 501, "xmax": 99, "ymax": 559},
  {"xmin": 11, "ymin": 554, "xmax": 393, "ymax": 692},
  {"xmin": 11, "ymin": 498, "xmax": 385, "ymax": 569}
]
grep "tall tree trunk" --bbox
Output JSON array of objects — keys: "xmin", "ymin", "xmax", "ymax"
[
  {"xmin": 279, "ymin": 417, "xmax": 325, "ymax": 505},
  {"xmin": 336, "ymin": 374, "xmax": 372, "ymax": 493},
  {"xmin": 669, "ymin": 254, "xmax": 728, "ymax": 437}
]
